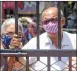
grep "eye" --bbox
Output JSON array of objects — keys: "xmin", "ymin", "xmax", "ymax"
[
  {"xmin": 43, "ymin": 19, "xmax": 50, "ymax": 25},
  {"xmin": 6, "ymin": 32, "xmax": 14, "ymax": 36}
]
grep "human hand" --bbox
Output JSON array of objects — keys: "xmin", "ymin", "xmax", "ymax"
[
  {"xmin": 71, "ymin": 57, "xmax": 76, "ymax": 71},
  {"xmin": 9, "ymin": 34, "xmax": 22, "ymax": 49},
  {"xmin": 65, "ymin": 57, "xmax": 76, "ymax": 71}
]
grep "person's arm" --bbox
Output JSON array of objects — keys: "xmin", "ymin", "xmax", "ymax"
[
  {"xmin": 9, "ymin": 34, "xmax": 23, "ymax": 49},
  {"xmin": 65, "ymin": 57, "xmax": 76, "ymax": 71},
  {"xmin": 20, "ymin": 37, "xmax": 37, "ymax": 70},
  {"xmin": 10, "ymin": 34, "xmax": 37, "ymax": 70},
  {"xmin": 7, "ymin": 34, "xmax": 23, "ymax": 71},
  {"xmin": 0, "ymin": 42, "xmax": 5, "ymax": 71},
  {"xmin": 0, "ymin": 55, "xmax": 5, "ymax": 71}
]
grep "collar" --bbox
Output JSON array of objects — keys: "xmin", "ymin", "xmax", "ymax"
[
  {"xmin": 45, "ymin": 32, "xmax": 70, "ymax": 47},
  {"xmin": 61, "ymin": 31, "xmax": 71, "ymax": 47}
]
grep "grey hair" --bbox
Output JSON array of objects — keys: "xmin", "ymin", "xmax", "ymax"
[
  {"xmin": 1, "ymin": 18, "xmax": 23, "ymax": 35},
  {"xmin": 41, "ymin": 7, "xmax": 64, "ymax": 21}
]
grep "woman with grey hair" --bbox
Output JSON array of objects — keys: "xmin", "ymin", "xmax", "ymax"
[
  {"xmin": 1, "ymin": 18, "xmax": 23, "ymax": 49},
  {"xmin": 1, "ymin": 18, "xmax": 27, "ymax": 71}
]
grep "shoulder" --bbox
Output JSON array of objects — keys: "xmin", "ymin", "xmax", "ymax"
[
  {"xmin": 22, "ymin": 37, "xmax": 37, "ymax": 49},
  {"xmin": 63, "ymin": 31, "xmax": 76, "ymax": 49},
  {"xmin": 63, "ymin": 31, "xmax": 76, "ymax": 40},
  {"xmin": 22, "ymin": 32, "xmax": 47, "ymax": 49}
]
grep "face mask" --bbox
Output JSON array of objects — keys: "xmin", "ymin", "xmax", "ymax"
[
  {"xmin": 43, "ymin": 21, "xmax": 58, "ymax": 34},
  {"xmin": 2, "ymin": 35, "xmax": 12, "ymax": 49},
  {"xmin": 2, "ymin": 34, "xmax": 24, "ymax": 49}
]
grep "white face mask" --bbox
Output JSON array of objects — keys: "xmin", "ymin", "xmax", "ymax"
[{"xmin": 43, "ymin": 21, "xmax": 58, "ymax": 34}]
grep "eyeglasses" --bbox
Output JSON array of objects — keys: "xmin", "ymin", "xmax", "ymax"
[{"xmin": 42, "ymin": 18, "xmax": 58, "ymax": 25}]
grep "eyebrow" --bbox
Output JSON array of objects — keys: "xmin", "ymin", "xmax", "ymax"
[{"xmin": 43, "ymin": 17, "xmax": 58, "ymax": 21}]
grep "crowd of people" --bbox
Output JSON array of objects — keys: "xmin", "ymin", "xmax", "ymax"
[{"xmin": 0, "ymin": 7, "xmax": 76, "ymax": 71}]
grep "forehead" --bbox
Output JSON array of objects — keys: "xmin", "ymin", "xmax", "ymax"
[
  {"xmin": 5, "ymin": 24, "xmax": 15, "ymax": 33},
  {"xmin": 42, "ymin": 7, "xmax": 58, "ymax": 21},
  {"xmin": 5, "ymin": 24, "xmax": 22, "ymax": 33}
]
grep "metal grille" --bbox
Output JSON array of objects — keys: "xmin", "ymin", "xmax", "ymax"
[
  {"xmin": 1, "ymin": 49, "xmax": 77, "ymax": 71},
  {"xmin": 0, "ymin": 1, "xmax": 77, "ymax": 71}
]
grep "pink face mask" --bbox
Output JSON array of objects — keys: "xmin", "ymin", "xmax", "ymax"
[{"xmin": 43, "ymin": 21, "xmax": 58, "ymax": 34}]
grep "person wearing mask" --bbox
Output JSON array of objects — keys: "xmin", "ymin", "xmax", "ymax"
[
  {"xmin": 22, "ymin": 7, "xmax": 76, "ymax": 71},
  {"xmin": 7, "ymin": 7, "xmax": 76, "ymax": 71},
  {"xmin": 1, "ymin": 18, "xmax": 26, "ymax": 71}
]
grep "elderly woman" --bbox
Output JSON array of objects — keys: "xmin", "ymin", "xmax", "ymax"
[
  {"xmin": 1, "ymin": 18, "xmax": 24, "ymax": 49},
  {"xmin": 1, "ymin": 18, "xmax": 27, "ymax": 71}
]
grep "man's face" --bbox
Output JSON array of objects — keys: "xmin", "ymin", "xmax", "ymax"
[
  {"xmin": 42, "ymin": 7, "xmax": 65, "ymax": 35},
  {"xmin": 5, "ymin": 24, "xmax": 22, "ymax": 37}
]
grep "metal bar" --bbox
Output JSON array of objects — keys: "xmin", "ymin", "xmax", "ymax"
[
  {"xmin": 75, "ymin": 1, "xmax": 77, "ymax": 69},
  {"xmin": 0, "ymin": 1, "xmax": 2, "ymax": 43},
  {"xmin": 26, "ymin": 55, "xmax": 29, "ymax": 71},
  {"xmin": 47, "ymin": 57, "xmax": 50, "ymax": 71},
  {"xmin": 64, "ymin": 2, "xmax": 68, "ymax": 28},
  {"xmin": 1, "ymin": 53, "xmax": 27, "ymax": 57},
  {"xmin": 76, "ymin": 57, "xmax": 77, "ymax": 71},
  {"xmin": 36, "ymin": 1, "xmax": 40, "ymax": 61},
  {"xmin": 36, "ymin": 1, "xmax": 40, "ymax": 50},
  {"xmin": 76, "ymin": 1, "xmax": 77, "ymax": 33},
  {"xmin": 57, "ymin": 1, "xmax": 61, "ymax": 61},
  {"xmin": 15, "ymin": 2, "xmax": 18, "ymax": 34},
  {"xmin": 1, "ymin": 49, "xmax": 76, "ymax": 57},
  {"xmin": 57, "ymin": 1, "xmax": 61, "ymax": 49},
  {"xmin": 0, "ymin": 2, "xmax": 2, "ymax": 32},
  {"xmin": 69, "ymin": 57, "xmax": 72, "ymax": 71},
  {"xmin": 63, "ymin": 28, "xmax": 77, "ymax": 32},
  {"xmin": 0, "ymin": 2, "xmax": 2, "ymax": 47},
  {"xmin": 4, "ymin": 57, "xmax": 8, "ymax": 71}
]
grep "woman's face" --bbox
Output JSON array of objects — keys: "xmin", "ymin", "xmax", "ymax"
[{"xmin": 28, "ymin": 24, "xmax": 34, "ymax": 33}]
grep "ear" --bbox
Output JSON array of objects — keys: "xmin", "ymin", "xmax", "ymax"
[
  {"xmin": 40, "ymin": 24, "xmax": 43, "ymax": 29},
  {"xmin": 40, "ymin": 21, "xmax": 43, "ymax": 27},
  {"xmin": 61, "ymin": 17, "xmax": 65, "ymax": 27}
]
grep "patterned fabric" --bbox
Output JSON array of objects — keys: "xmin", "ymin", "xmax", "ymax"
[
  {"xmin": 2, "ymin": 35, "xmax": 12, "ymax": 49},
  {"xmin": 43, "ymin": 21, "xmax": 58, "ymax": 34}
]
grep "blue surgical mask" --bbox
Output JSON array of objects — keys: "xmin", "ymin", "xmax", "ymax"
[{"xmin": 2, "ymin": 35, "xmax": 12, "ymax": 49}]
